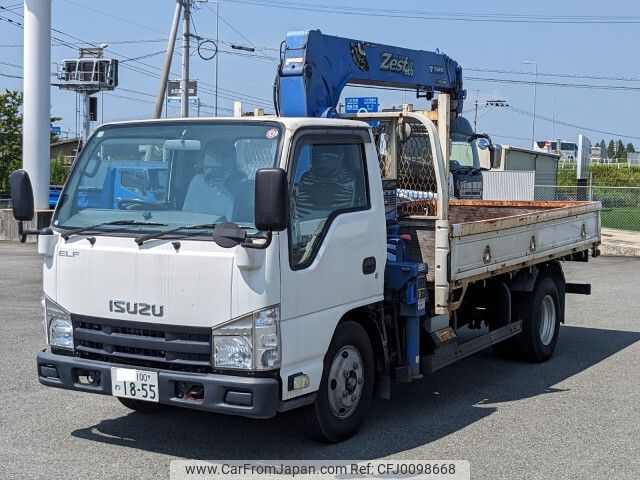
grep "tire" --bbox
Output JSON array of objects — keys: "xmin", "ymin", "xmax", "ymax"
[
  {"xmin": 117, "ymin": 397, "xmax": 167, "ymax": 413},
  {"xmin": 300, "ymin": 321, "xmax": 374, "ymax": 443},
  {"xmin": 511, "ymin": 275, "xmax": 562, "ymax": 362}
]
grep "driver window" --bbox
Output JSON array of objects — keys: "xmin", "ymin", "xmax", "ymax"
[{"xmin": 289, "ymin": 141, "xmax": 369, "ymax": 269}]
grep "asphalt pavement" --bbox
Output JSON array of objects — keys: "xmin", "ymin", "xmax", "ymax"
[{"xmin": 1, "ymin": 241, "xmax": 638, "ymax": 480}]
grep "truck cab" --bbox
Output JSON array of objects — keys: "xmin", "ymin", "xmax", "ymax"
[{"xmin": 17, "ymin": 117, "xmax": 386, "ymax": 435}]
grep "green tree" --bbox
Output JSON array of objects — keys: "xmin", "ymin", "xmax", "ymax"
[
  {"xmin": 50, "ymin": 117, "xmax": 62, "ymax": 144},
  {"xmin": 607, "ymin": 139, "xmax": 616, "ymax": 159},
  {"xmin": 0, "ymin": 90, "xmax": 23, "ymax": 193},
  {"xmin": 50, "ymin": 153, "xmax": 70, "ymax": 185},
  {"xmin": 617, "ymin": 139, "xmax": 626, "ymax": 160},
  {"xmin": 626, "ymin": 143, "xmax": 635, "ymax": 153},
  {"xmin": 0, "ymin": 90, "xmax": 64, "ymax": 193}
]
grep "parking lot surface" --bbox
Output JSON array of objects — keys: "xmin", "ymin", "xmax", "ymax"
[{"xmin": 1, "ymin": 241, "xmax": 638, "ymax": 479}]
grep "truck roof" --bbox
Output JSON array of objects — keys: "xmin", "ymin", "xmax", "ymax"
[{"xmin": 99, "ymin": 116, "xmax": 372, "ymax": 132}]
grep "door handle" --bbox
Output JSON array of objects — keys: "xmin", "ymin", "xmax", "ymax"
[{"xmin": 362, "ymin": 257, "xmax": 376, "ymax": 275}]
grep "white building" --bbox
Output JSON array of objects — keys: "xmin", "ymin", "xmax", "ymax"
[
  {"xmin": 534, "ymin": 140, "xmax": 578, "ymax": 162},
  {"xmin": 589, "ymin": 144, "xmax": 607, "ymax": 163}
]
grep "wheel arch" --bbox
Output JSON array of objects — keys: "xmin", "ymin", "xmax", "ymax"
[
  {"xmin": 337, "ymin": 303, "xmax": 390, "ymax": 399},
  {"xmin": 506, "ymin": 261, "xmax": 566, "ymax": 323}
]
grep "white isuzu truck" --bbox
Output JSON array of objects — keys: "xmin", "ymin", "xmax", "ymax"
[
  {"xmin": 11, "ymin": 111, "xmax": 600, "ymax": 442},
  {"xmin": 9, "ymin": 31, "xmax": 601, "ymax": 442}
]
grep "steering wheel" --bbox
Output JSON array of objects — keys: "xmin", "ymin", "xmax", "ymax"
[{"xmin": 117, "ymin": 198, "xmax": 171, "ymax": 210}]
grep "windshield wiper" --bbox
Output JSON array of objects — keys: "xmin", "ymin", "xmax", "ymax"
[
  {"xmin": 134, "ymin": 222, "xmax": 220, "ymax": 246},
  {"xmin": 134, "ymin": 221, "xmax": 259, "ymax": 246},
  {"xmin": 61, "ymin": 220, "xmax": 168, "ymax": 240}
]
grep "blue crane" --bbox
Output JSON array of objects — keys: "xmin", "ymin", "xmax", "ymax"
[{"xmin": 275, "ymin": 30, "xmax": 466, "ymax": 118}]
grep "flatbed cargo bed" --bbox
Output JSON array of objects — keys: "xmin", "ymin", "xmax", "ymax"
[{"xmin": 400, "ymin": 200, "xmax": 601, "ymax": 285}]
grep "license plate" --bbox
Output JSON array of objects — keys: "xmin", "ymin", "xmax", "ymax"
[{"xmin": 110, "ymin": 367, "xmax": 159, "ymax": 402}]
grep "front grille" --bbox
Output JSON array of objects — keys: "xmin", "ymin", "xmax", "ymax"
[{"xmin": 72, "ymin": 315, "xmax": 212, "ymax": 373}]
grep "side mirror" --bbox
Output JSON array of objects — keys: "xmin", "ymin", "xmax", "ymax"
[
  {"xmin": 474, "ymin": 135, "xmax": 500, "ymax": 170},
  {"xmin": 254, "ymin": 168, "xmax": 288, "ymax": 232},
  {"xmin": 477, "ymin": 138, "xmax": 490, "ymax": 151},
  {"xmin": 10, "ymin": 170, "xmax": 34, "ymax": 221},
  {"xmin": 10, "ymin": 170, "xmax": 36, "ymax": 243}
]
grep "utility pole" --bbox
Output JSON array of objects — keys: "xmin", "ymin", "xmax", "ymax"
[
  {"xmin": 154, "ymin": 1, "xmax": 182, "ymax": 118},
  {"xmin": 23, "ymin": 0, "xmax": 52, "ymax": 209},
  {"xmin": 181, "ymin": 0, "xmax": 191, "ymax": 118},
  {"xmin": 523, "ymin": 60, "xmax": 538, "ymax": 149}
]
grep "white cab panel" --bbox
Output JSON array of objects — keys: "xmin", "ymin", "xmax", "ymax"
[{"xmin": 51, "ymin": 236, "xmax": 279, "ymax": 328}]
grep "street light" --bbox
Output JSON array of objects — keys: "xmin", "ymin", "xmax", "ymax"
[{"xmin": 523, "ymin": 60, "xmax": 538, "ymax": 149}]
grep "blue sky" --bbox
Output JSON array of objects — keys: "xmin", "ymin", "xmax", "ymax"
[{"xmin": 1, "ymin": 0, "xmax": 640, "ymax": 149}]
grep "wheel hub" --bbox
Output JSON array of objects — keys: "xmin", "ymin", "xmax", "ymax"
[
  {"xmin": 327, "ymin": 345, "xmax": 364, "ymax": 419},
  {"xmin": 539, "ymin": 294, "xmax": 557, "ymax": 346}
]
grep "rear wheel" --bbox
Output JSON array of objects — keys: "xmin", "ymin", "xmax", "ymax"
[
  {"xmin": 515, "ymin": 275, "xmax": 562, "ymax": 362},
  {"xmin": 117, "ymin": 397, "xmax": 167, "ymax": 413},
  {"xmin": 300, "ymin": 321, "xmax": 374, "ymax": 443},
  {"xmin": 494, "ymin": 274, "xmax": 562, "ymax": 362}
]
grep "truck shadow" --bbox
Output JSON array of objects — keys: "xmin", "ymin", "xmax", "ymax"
[{"xmin": 71, "ymin": 325, "xmax": 639, "ymax": 460}]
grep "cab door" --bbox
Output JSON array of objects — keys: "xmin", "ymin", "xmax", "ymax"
[{"xmin": 278, "ymin": 129, "xmax": 386, "ymax": 399}]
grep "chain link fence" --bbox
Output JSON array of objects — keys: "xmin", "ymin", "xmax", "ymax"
[
  {"xmin": 536, "ymin": 185, "xmax": 640, "ymax": 232},
  {"xmin": 375, "ymin": 118, "xmax": 438, "ymax": 217},
  {"xmin": 0, "ymin": 192, "xmax": 9, "ymax": 209}
]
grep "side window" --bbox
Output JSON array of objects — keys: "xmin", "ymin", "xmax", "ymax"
[{"xmin": 289, "ymin": 141, "xmax": 369, "ymax": 268}]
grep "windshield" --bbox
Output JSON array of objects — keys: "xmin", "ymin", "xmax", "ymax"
[
  {"xmin": 451, "ymin": 133, "xmax": 480, "ymax": 169},
  {"xmin": 52, "ymin": 121, "xmax": 283, "ymax": 236}
]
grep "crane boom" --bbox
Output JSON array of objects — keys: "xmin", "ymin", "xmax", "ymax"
[{"xmin": 275, "ymin": 30, "xmax": 466, "ymax": 118}]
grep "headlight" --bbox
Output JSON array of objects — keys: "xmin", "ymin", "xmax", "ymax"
[
  {"xmin": 213, "ymin": 305, "xmax": 280, "ymax": 371},
  {"xmin": 45, "ymin": 297, "xmax": 73, "ymax": 350}
]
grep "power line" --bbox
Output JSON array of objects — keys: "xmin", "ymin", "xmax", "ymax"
[
  {"xmin": 56, "ymin": 0, "xmax": 168, "ymax": 35},
  {"xmin": 104, "ymin": 92, "xmax": 160, "ymax": 105},
  {"xmin": 466, "ymin": 76, "xmax": 640, "ymax": 92},
  {"xmin": 119, "ymin": 50, "xmax": 168, "ymax": 64},
  {"xmin": 223, "ymin": 0, "xmax": 640, "ymax": 24},
  {"xmin": 0, "ymin": 3, "xmax": 21, "ymax": 12},
  {"xmin": 466, "ymin": 67, "xmax": 640, "ymax": 83},
  {"xmin": 487, "ymin": 133, "xmax": 533, "ymax": 143},
  {"xmin": 117, "ymin": 87, "xmax": 156, "ymax": 98},
  {"xmin": 0, "ymin": 59, "xmax": 21, "ymax": 70},
  {"xmin": 0, "ymin": 11, "xmax": 274, "ymax": 111},
  {"xmin": 1, "ymin": 38, "xmax": 279, "ymax": 50},
  {"xmin": 0, "ymin": 71, "xmax": 22, "ymax": 79},
  {"xmin": 104, "ymin": 91, "xmax": 235, "ymax": 115},
  {"xmin": 203, "ymin": 2, "xmax": 277, "ymax": 64},
  {"xmin": 506, "ymin": 105, "xmax": 640, "ymax": 141}
]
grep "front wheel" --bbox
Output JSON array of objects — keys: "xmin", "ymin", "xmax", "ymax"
[{"xmin": 300, "ymin": 321, "xmax": 374, "ymax": 443}]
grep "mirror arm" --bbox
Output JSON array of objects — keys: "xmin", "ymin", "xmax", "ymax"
[
  {"xmin": 18, "ymin": 223, "xmax": 52, "ymax": 243},
  {"xmin": 243, "ymin": 230, "xmax": 273, "ymax": 250}
]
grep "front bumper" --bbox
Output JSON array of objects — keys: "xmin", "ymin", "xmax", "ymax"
[{"xmin": 36, "ymin": 350, "xmax": 280, "ymax": 418}]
